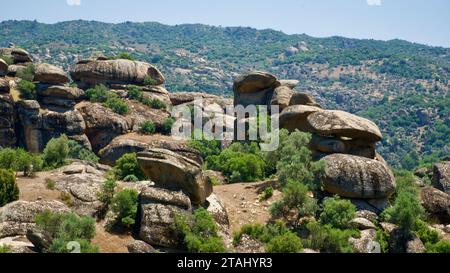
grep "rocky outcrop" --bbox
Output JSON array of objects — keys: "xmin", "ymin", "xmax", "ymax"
[
  {"xmin": 70, "ymin": 59, "xmax": 165, "ymax": 88},
  {"xmin": 0, "ymin": 59, "xmax": 7, "ymax": 77},
  {"xmin": 278, "ymin": 79, "xmax": 299, "ymax": 89},
  {"xmin": 349, "ymin": 229, "xmax": 379, "ymax": 253},
  {"xmin": 0, "ymin": 48, "xmax": 32, "ymax": 64},
  {"xmin": 137, "ymin": 149, "xmax": 213, "ymax": 205},
  {"xmin": 33, "ymin": 63, "xmax": 69, "ymax": 85},
  {"xmin": 289, "ymin": 92, "xmax": 319, "ymax": 107},
  {"xmin": 99, "ymin": 133, "xmax": 202, "ymax": 166},
  {"xmin": 279, "ymin": 105, "xmax": 322, "ymax": 132},
  {"xmin": 432, "ymin": 162, "xmax": 450, "ymax": 195},
  {"xmin": 269, "ymin": 86, "xmax": 293, "ymax": 111},
  {"xmin": 322, "ymin": 154, "xmax": 396, "ymax": 199},
  {"xmin": 420, "ymin": 187, "xmax": 450, "ymax": 224},
  {"xmin": 76, "ymin": 102, "xmax": 129, "ymax": 153},
  {"xmin": 169, "ymin": 92, "xmax": 231, "ymax": 107},
  {"xmin": 127, "ymin": 240, "xmax": 156, "ymax": 253},
  {"xmin": 138, "ymin": 187, "xmax": 192, "ymax": 248},
  {"xmin": 0, "ymin": 93, "xmax": 16, "ymax": 147},
  {"xmin": 310, "ymin": 135, "xmax": 376, "ymax": 159},
  {"xmin": 0, "ymin": 78, "xmax": 10, "ymax": 93},
  {"xmin": 233, "ymin": 71, "xmax": 279, "ymax": 94},
  {"xmin": 0, "ymin": 201, "xmax": 70, "ymax": 238}
]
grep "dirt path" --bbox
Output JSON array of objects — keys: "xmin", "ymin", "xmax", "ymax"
[
  {"xmin": 214, "ymin": 180, "xmax": 281, "ymax": 233},
  {"xmin": 91, "ymin": 223, "xmax": 134, "ymax": 253},
  {"xmin": 16, "ymin": 172, "xmax": 61, "ymax": 202}
]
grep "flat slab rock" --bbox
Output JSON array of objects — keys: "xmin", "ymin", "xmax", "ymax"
[
  {"xmin": 233, "ymin": 71, "xmax": 279, "ymax": 94},
  {"xmin": 323, "ymin": 154, "xmax": 396, "ymax": 199}
]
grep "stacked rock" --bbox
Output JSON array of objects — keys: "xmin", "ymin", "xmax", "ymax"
[
  {"xmin": 234, "ymin": 71, "xmax": 396, "ymax": 212},
  {"xmin": 0, "ymin": 58, "xmax": 15, "ymax": 147},
  {"xmin": 0, "ymin": 47, "xmax": 33, "ymax": 77}
]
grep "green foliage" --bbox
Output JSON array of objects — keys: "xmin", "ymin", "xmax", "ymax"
[
  {"xmin": 143, "ymin": 76, "xmax": 158, "ymax": 86},
  {"xmin": 16, "ymin": 64, "xmax": 35, "ymax": 81},
  {"xmin": 127, "ymin": 85, "xmax": 143, "ymax": 100},
  {"xmin": 123, "ymin": 175, "xmax": 139, "ymax": 182},
  {"xmin": 42, "ymin": 135, "xmax": 69, "ymax": 169},
  {"xmin": 97, "ymin": 179, "xmax": 117, "ymax": 210},
  {"xmin": 173, "ymin": 208, "xmax": 226, "ymax": 253},
  {"xmin": 141, "ymin": 97, "xmax": 167, "ymax": 110},
  {"xmin": 17, "ymin": 80, "xmax": 36, "ymax": 100},
  {"xmin": 139, "ymin": 121, "xmax": 156, "ymax": 135},
  {"xmin": 0, "ymin": 55, "xmax": 13, "ymax": 65},
  {"xmin": 45, "ymin": 178, "xmax": 55, "ymax": 190},
  {"xmin": 415, "ymin": 220, "xmax": 450, "ymax": 253},
  {"xmin": 0, "ymin": 148, "xmax": 42, "ymax": 176},
  {"xmin": 113, "ymin": 153, "xmax": 146, "ymax": 181},
  {"xmin": 259, "ymin": 186, "xmax": 274, "ymax": 201},
  {"xmin": 86, "ymin": 85, "xmax": 129, "ymax": 115},
  {"xmin": 35, "ymin": 211, "xmax": 98, "ymax": 253},
  {"xmin": 188, "ymin": 137, "xmax": 222, "ymax": 159},
  {"xmin": 160, "ymin": 117, "xmax": 175, "ymax": 135},
  {"xmin": 264, "ymin": 129, "xmax": 325, "ymax": 190},
  {"xmin": 67, "ymin": 140, "xmax": 99, "ymax": 163},
  {"xmin": 127, "ymin": 85, "xmax": 166, "ymax": 109},
  {"xmin": 0, "ymin": 169, "xmax": 19, "ymax": 207},
  {"xmin": 376, "ymin": 229, "xmax": 390, "ymax": 253},
  {"xmin": 303, "ymin": 221, "xmax": 356, "ymax": 253},
  {"xmin": 0, "ymin": 245, "xmax": 11, "ymax": 253},
  {"xmin": 104, "ymin": 93, "xmax": 129, "ymax": 115},
  {"xmin": 266, "ymin": 232, "xmax": 303, "ymax": 253},
  {"xmin": 112, "ymin": 52, "xmax": 135, "ymax": 60},
  {"xmin": 270, "ymin": 181, "xmax": 318, "ymax": 228},
  {"xmin": 85, "ymin": 84, "xmax": 109, "ymax": 103},
  {"xmin": 111, "ymin": 189, "xmax": 139, "ymax": 229},
  {"xmin": 206, "ymin": 142, "xmax": 266, "ymax": 183},
  {"xmin": 425, "ymin": 240, "xmax": 450, "ymax": 253},
  {"xmin": 319, "ymin": 197, "xmax": 356, "ymax": 229}
]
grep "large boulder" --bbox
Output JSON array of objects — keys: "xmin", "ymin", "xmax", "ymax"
[
  {"xmin": 137, "ymin": 149, "xmax": 213, "ymax": 205},
  {"xmin": 0, "ymin": 58, "xmax": 8, "ymax": 77},
  {"xmin": 310, "ymin": 135, "xmax": 376, "ymax": 159},
  {"xmin": 289, "ymin": 92, "xmax": 319, "ymax": 107},
  {"xmin": 127, "ymin": 240, "xmax": 156, "ymax": 253},
  {"xmin": 307, "ymin": 110, "xmax": 382, "ymax": 142},
  {"xmin": 37, "ymin": 85, "xmax": 85, "ymax": 101},
  {"xmin": 279, "ymin": 105, "xmax": 323, "ymax": 132},
  {"xmin": 0, "ymin": 201, "xmax": 70, "ymax": 238},
  {"xmin": 76, "ymin": 102, "xmax": 130, "ymax": 153},
  {"xmin": 270, "ymin": 86, "xmax": 293, "ymax": 111},
  {"xmin": 278, "ymin": 79, "xmax": 299, "ymax": 89},
  {"xmin": 0, "ymin": 94, "xmax": 16, "ymax": 147},
  {"xmin": 33, "ymin": 63, "xmax": 69, "ymax": 84},
  {"xmin": 99, "ymin": 133, "xmax": 202, "ymax": 166},
  {"xmin": 169, "ymin": 92, "xmax": 230, "ymax": 107},
  {"xmin": 139, "ymin": 187, "xmax": 192, "ymax": 248},
  {"xmin": 233, "ymin": 71, "xmax": 278, "ymax": 94},
  {"xmin": 0, "ymin": 78, "xmax": 10, "ymax": 93},
  {"xmin": 323, "ymin": 154, "xmax": 396, "ymax": 199},
  {"xmin": 70, "ymin": 59, "xmax": 165, "ymax": 88},
  {"xmin": 349, "ymin": 229, "xmax": 379, "ymax": 253},
  {"xmin": 0, "ymin": 48, "xmax": 32, "ymax": 64},
  {"xmin": 432, "ymin": 162, "xmax": 450, "ymax": 195},
  {"xmin": 125, "ymin": 100, "xmax": 171, "ymax": 132},
  {"xmin": 420, "ymin": 187, "xmax": 450, "ymax": 224}
]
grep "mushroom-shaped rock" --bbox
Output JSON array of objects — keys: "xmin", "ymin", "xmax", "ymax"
[
  {"xmin": 70, "ymin": 59, "xmax": 165, "ymax": 87},
  {"xmin": 34, "ymin": 63, "xmax": 69, "ymax": 84},
  {"xmin": 307, "ymin": 110, "xmax": 382, "ymax": 142},
  {"xmin": 270, "ymin": 86, "xmax": 293, "ymax": 111},
  {"xmin": 137, "ymin": 149, "xmax": 213, "ymax": 205},
  {"xmin": 323, "ymin": 154, "xmax": 396, "ymax": 199},
  {"xmin": 279, "ymin": 105, "xmax": 323, "ymax": 132},
  {"xmin": 233, "ymin": 71, "xmax": 279, "ymax": 94}
]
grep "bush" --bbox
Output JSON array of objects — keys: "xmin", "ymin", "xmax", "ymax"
[
  {"xmin": 188, "ymin": 137, "xmax": 222, "ymax": 159},
  {"xmin": 266, "ymin": 232, "xmax": 303, "ymax": 253},
  {"xmin": 376, "ymin": 229, "xmax": 390, "ymax": 253},
  {"xmin": 319, "ymin": 197, "xmax": 356, "ymax": 229},
  {"xmin": 139, "ymin": 121, "xmax": 156, "ymax": 135},
  {"xmin": 232, "ymin": 221, "xmax": 290, "ymax": 245},
  {"xmin": 0, "ymin": 148, "xmax": 42, "ymax": 176},
  {"xmin": 17, "ymin": 80, "xmax": 36, "ymax": 100},
  {"xmin": 0, "ymin": 169, "xmax": 19, "ymax": 206},
  {"xmin": 35, "ymin": 211, "xmax": 98, "ymax": 253},
  {"xmin": 206, "ymin": 142, "xmax": 266, "ymax": 182},
  {"xmin": 114, "ymin": 153, "xmax": 146, "ymax": 181},
  {"xmin": 16, "ymin": 64, "xmax": 35, "ymax": 81},
  {"xmin": 0, "ymin": 55, "xmax": 13, "ymax": 65},
  {"xmin": 160, "ymin": 117, "xmax": 175, "ymax": 135},
  {"xmin": 264, "ymin": 129, "xmax": 325, "ymax": 190},
  {"xmin": 97, "ymin": 179, "xmax": 117, "ymax": 211},
  {"xmin": 85, "ymin": 84, "xmax": 109, "ymax": 103},
  {"xmin": 174, "ymin": 208, "xmax": 225, "ymax": 253},
  {"xmin": 304, "ymin": 221, "xmax": 356, "ymax": 253},
  {"xmin": 270, "ymin": 181, "xmax": 318, "ymax": 228},
  {"xmin": 45, "ymin": 178, "xmax": 55, "ymax": 190},
  {"xmin": 111, "ymin": 189, "xmax": 139, "ymax": 229},
  {"xmin": 144, "ymin": 76, "xmax": 158, "ymax": 86},
  {"xmin": 42, "ymin": 135, "xmax": 69, "ymax": 169},
  {"xmin": 0, "ymin": 245, "xmax": 11, "ymax": 253},
  {"xmin": 127, "ymin": 85, "xmax": 143, "ymax": 101},
  {"xmin": 68, "ymin": 140, "xmax": 99, "ymax": 163},
  {"xmin": 104, "ymin": 93, "xmax": 129, "ymax": 115},
  {"xmin": 144, "ymin": 98, "xmax": 166, "ymax": 110},
  {"xmin": 259, "ymin": 186, "xmax": 274, "ymax": 201},
  {"xmin": 113, "ymin": 52, "xmax": 134, "ymax": 60},
  {"xmin": 426, "ymin": 240, "xmax": 450, "ymax": 253},
  {"xmin": 123, "ymin": 175, "xmax": 139, "ymax": 182}
]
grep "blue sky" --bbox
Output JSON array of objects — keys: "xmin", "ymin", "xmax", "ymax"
[{"xmin": 0, "ymin": 0, "xmax": 449, "ymax": 47}]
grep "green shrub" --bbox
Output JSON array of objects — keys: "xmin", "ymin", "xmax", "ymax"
[
  {"xmin": 264, "ymin": 129, "xmax": 325, "ymax": 190},
  {"xmin": 232, "ymin": 221, "xmax": 290, "ymax": 246},
  {"xmin": 147, "ymin": 98, "xmax": 166, "ymax": 110},
  {"xmin": 127, "ymin": 85, "xmax": 143, "ymax": 101},
  {"xmin": 416, "ymin": 220, "xmax": 440, "ymax": 245},
  {"xmin": 0, "ymin": 169, "xmax": 19, "ymax": 206},
  {"xmin": 17, "ymin": 80, "xmax": 36, "ymax": 100},
  {"xmin": 0, "ymin": 245, "xmax": 11, "ymax": 253},
  {"xmin": 174, "ymin": 208, "xmax": 225, "ymax": 253},
  {"xmin": 111, "ymin": 189, "xmax": 139, "ymax": 229},
  {"xmin": 304, "ymin": 221, "xmax": 356, "ymax": 253},
  {"xmin": 266, "ymin": 232, "xmax": 303, "ymax": 253},
  {"xmin": 85, "ymin": 84, "xmax": 109, "ymax": 103},
  {"xmin": 206, "ymin": 142, "xmax": 266, "ymax": 183},
  {"xmin": 16, "ymin": 64, "xmax": 35, "ymax": 81},
  {"xmin": 376, "ymin": 229, "xmax": 390, "ymax": 253},
  {"xmin": 160, "ymin": 117, "xmax": 175, "ymax": 135},
  {"xmin": 270, "ymin": 181, "xmax": 318, "ymax": 228},
  {"xmin": 143, "ymin": 76, "xmax": 158, "ymax": 86},
  {"xmin": 188, "ymin": 138, "xmax": 222, "ymax": 159},
  {"xmin": 426, "ymin": 240, "xmax": 450, "ymax": 253},
  {"xmin": 123, "ymin": 175, "xmax": 139, "ymax": 182},
  {"xmin": 97, "ymin": 179, "xmax": 117, "ymax": 210},
  {"xmin": 112, "ymin": 52, "xmax": 135, "ymax": 60},
  {"xmin": 0, "ymin": 148, "xmax": 42, "ymax": 176},
  {"xmin": 42, "ymin": 135, "xmax": 69, "ymax": 169},
  {"xmin": 114, "ymin": 153, "xmax": 146, "ymax": 181},
  {"xmin": 104, "ymin": 93, "xmax": 129, "ymax": 115},
  {"xmin": 259, "ymin": 186, "xmax": 274, "ymax": 201},
  {"xmin": 35, "ymin": 211, "xmax": 98, "ymax": 253},
  {"xmin": 0, "ymin": 55, "xmax": 13, "ymax": 65},
  {"xmin": 67, "ymin": 140, "xmax": 99, "ymax": 163},
  {"xmin": 319, "ymin": 197, "xmax": 356, "ymax": 229},
  {"xmin": 139, "ymin": 121, "xmax": 156, "ymax": 135},
  {"xmin": 45, "ymin": 178, "xmax": 56, "ymax": 190}
]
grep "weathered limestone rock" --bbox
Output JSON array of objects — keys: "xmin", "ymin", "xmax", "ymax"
[
  {"xmin": 349, "ymin": 229, "xmax": 379, "ymax": 253},
  {"xmin": 233, "ymin": 71, "xmax": 279, "ymax": 94},
  {"xmin": 323, "ymin": 154, "xmax": 396, "ymax": 199},
  {"xmin": 350, "ymin": 218, "xmax": 376, "ymax": 230},
  {"xmin": 137, "ymin": 149, "xmax": 213, "ymax": 205},
  {"xmin": 420, "ymin": 187, "xmax": 450, "ymax": 224},
  {"xmin": 70, "ymin": 59, "xmax": 165, "ymax": 88},
  {"xmin": 33, "ymin": 63, "xmax": 69, "ymax": 84}
]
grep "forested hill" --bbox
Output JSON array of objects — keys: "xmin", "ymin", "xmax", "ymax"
[{"xmin": 0, "ymin": 20, "xmax": 449, "ymax": 169}]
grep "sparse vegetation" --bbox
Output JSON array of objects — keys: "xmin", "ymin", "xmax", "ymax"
[
  {"xmin": 139, "ymin": 120, "xmax": 156, "ymax": 135},
  {"xmin": 68, "ymin": 140, "xmax": 99, "ymax": 163},
  {"xmin": 259, "ymin": 186, "xmax": 273, "ymax": 201},
  {"xmin": 0, "ymin": 169, "xmax": 19, "ymax": 206},
  {"xmin": 85, "ymin": 85, "xmax": 129, "ymax": 115},
  {"xmin": 45, "ymin": 178, "xmax": 56, "ymax": 190},
  {"xmin": 0, "ymin": 148, "xmax": 43, "ymax": 176},
  {"xmin": 17, "ymin": 80, "xmax": 36, "ymax": 100}
]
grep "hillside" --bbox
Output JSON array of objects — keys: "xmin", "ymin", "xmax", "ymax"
[{"xmin": 0, "ymin": 20, "xmax": 448, "ymax": 168}]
